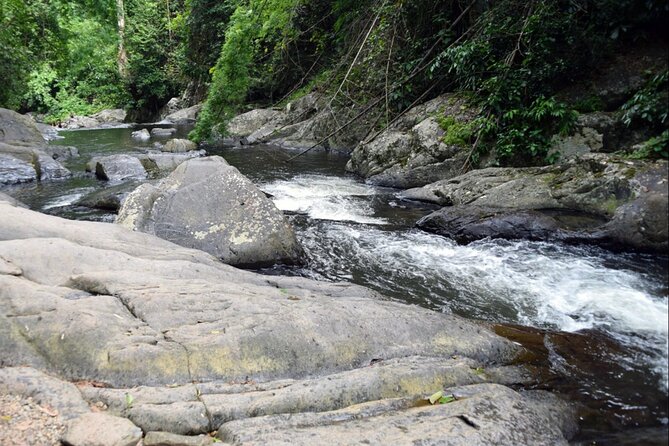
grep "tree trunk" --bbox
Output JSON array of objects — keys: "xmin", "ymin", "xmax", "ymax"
[{"xmin": 116, "ymin": 0, "xmax": 128, "ymax": 77}]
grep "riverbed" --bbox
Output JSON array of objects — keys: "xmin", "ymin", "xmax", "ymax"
[{"xmin": 3, "ymin": 126, "xmax": 668, "ymax": 444}]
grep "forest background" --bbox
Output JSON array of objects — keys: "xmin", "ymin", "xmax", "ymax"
[{"xmin": 1, "ymin": 0, "xmax": 666, "ymax": 164}]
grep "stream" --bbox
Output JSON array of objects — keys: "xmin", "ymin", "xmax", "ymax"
[{"xmin": 3, "ymin": 126, "xmax": 668, "ymax": 444}]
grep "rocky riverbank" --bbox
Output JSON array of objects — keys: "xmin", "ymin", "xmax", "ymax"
[{"xmin": 0, "ymin": 196, "xmax": 578, "ymax": 444}]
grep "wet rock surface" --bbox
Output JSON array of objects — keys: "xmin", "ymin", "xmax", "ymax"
[
  {"xmin": 117, "ymin": 156, "xmax": 303, "ymax": 267},
  {"xmin": 404, "ymin": 154, "xmax": 668, "ymax": 252},
  {"xmin": 0, "ymin": 199, "xmax": 577, "ymax": 444},
  {"xmin": 0, "ymin": 108, "xmax": 71, "ymax": 185}
]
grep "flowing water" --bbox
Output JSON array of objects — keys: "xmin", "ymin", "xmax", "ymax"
[{"xmin": 3, "ymin": 127, "xmax": 668, "ymax": 444}]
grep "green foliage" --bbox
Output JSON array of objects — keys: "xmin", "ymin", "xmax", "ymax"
[
  {"xmin": 191, "ymin": 0, "xmax": 299, "ymax": 142},
  {"xmin": 626, "ymin": 130, "xmax": 669, "ymax": 159},
  {"xmin": 437, "ymin": 115, "xmax": 475, "ymax": 147},
  {"xmin": 621, "ymin": 69, "xmax": 668, "ymax": 129}
]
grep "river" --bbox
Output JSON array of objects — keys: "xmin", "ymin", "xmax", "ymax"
[{"xmin": 3, "ymin": 126, "xmax": 668, "ymax": 444}]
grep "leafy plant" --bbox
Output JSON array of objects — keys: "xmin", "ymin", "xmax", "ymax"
[{"xmin": 621, "ymin": 69, "xmax": 668, "ymax": 129}]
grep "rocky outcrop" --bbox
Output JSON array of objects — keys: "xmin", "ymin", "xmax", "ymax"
[
  {"xmin": 0, "ymin": 108, "xmax": 71, "ymax": 184},
  {"xmin": 405, "ymin": 154, "xmax": 668, "ymax": 252},
  {"xmin": 345, "ymin": 94, "xmax": 476, "ymax": 188},
  {"xmin": 87, "ymin": 154, "xmax": 148, "ymax": 182},
  {"xmin": 116, "ymin": 156, "xmax": 302, "ymax": 267},
  {"xmin": 60, "ymin": 109, "xmax": 127, "ymax": 129},
  {"xmin": 163, "ymin": 104, "xmax": 202, "ymax": 125},
  {"xmin": 0, "ymin": 200, "xmax": 576, "ymax": 444}
]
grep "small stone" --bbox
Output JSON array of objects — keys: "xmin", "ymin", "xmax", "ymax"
[
  {"xmin": 62, "ymin": 413, "xmax": 142, "ymax": 446},
  {"xmin": 144, "ymin": 431, "xmax": 214, "ymax": 446}
]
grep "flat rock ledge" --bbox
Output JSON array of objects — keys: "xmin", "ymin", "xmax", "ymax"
[{"xmin": 0, "ymin": 197, "xmax": 576, "ymax": 444}]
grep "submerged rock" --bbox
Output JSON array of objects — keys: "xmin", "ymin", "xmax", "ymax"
[{"xmin": 117, "ymin": 156, "xmax": 302, "ymax": 267}]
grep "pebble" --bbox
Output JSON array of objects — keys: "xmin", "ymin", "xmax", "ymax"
[{"xmin": 0, "ymin": 393, "xmax": 66, "ymax": 445}]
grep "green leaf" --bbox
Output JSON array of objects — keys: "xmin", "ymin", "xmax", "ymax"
[{"xmin": 428, "ymin": 391, "xmax": 443, "ymax": 405}]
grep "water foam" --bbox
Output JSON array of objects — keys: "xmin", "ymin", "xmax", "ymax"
[
  {"xmin": 262, "ymin": 175, "xmax": 387, "ymax": 224},
  {"xmin": 298, "ymin": 223, "xmax": 669, "ymax": 391}
]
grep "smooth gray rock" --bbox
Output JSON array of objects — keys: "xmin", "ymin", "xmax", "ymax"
[
  {"xmin": 227, "ymin": 109, "xmax": 283, "ymax": 138},
  {"xmin": 163, "ymin": 139, "xmax": 197, "ymax": 153},
  {"xmin": 62, "ymin": 413, "xmax": 142, "ymax": 446},
  {"xmin": 116, "ymin": 156, "xmax": 302, "ymax": 267},
  {"xmin": 217, "ymin": 383, "xmax": 577, "ymax": 446},
  {"xmin": 81, "ymin": 357, "xmax": 528, "ymax": 434},
  {"xmin": 35, "ymin": 122, "xmax": 61, "ymax": 141},
  {"xmin": 61, "ymin": 109, "xmax": 127, "ymax": 130},
  {"xmin": 1, "ymin": 201, "xmax": 518, "ymax": 389},
  {"xmin": 131, "ymin": 129, "xmax": 151, "ymax": 141},
  {"xmin": 35, "ymin": 152, "xmax": 72, "ymax": 180},
  {"xmin": 144, "ymin": 431, "xmax": 214, "ymax": 446},
  {"xmin": 417, "ymin": 205, "xmax": 605, "ymax": 245},
  {"xmin": 89, "ymin": 155, "xmax": 148, "ymax": 181}
]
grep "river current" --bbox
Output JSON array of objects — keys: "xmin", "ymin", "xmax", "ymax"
[{"xmin": 3, "ymin": 127, "xmax": 668, "ymax": 444}]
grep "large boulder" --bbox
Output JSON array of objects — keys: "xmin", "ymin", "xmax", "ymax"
[
  {"xmin": 405, "ymin": 154, "xmax": 668, "ymax": 252},
  {"xmin": 0, "ymin": 108, "xmax": 71, "ymax": 184},
  {"xmin": 0, "ymin": 200, "xmax": 577, "ymax": 443},
  {"xmin": 117, "ymin": 156, "xmax": 302, "ymax": 267},
  {"xmin": 0, "ymin": 108, "xmax": 46, "ymax": 145},
  {"xmin": 87, "ymin": 154, "xmax": 148, "ymax": 182},
  {"xmin": 227, "ymin": 109, "xmax": 285, "ymax": 139},
  {"xmin": 346, "ymin": 94, "xmax": 475, "ymax": 188}
]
